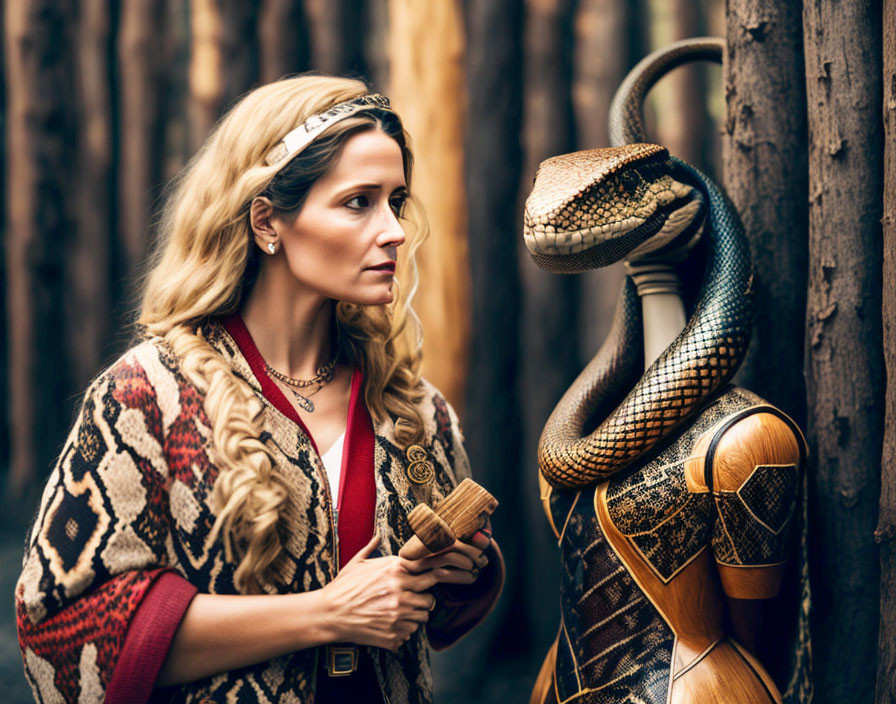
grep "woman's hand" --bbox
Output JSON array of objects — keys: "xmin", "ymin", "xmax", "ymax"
[
  {"xmin": 400, "ymin": 531, "xmax": 491, "ymax": 586},
  {"xmin": 320, "ymin": 533, "xmax": 441, "ymax": 651}
]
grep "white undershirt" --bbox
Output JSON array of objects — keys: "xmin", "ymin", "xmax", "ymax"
[{"xmin": 321, "ymin": 431, "xmax": 346, "ymax": 511}]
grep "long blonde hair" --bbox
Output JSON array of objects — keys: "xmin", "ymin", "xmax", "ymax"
[{"xmin": 139, "ymin": 76, "xmax": 427, "ymax": 593}]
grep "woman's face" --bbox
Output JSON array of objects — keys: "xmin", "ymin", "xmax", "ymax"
[{"xmin": 272, "ymin": 129, "xmax": 408, "ymax": 306}]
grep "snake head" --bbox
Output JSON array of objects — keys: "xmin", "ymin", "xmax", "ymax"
[{"xmin": 523, "ymin": 143, "xmax": 705, "ymax": 273}]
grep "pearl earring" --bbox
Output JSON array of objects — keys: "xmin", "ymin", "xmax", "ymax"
[{"xmin": 267, "ymin": 242, "xmax": 277, "ymax": 255}]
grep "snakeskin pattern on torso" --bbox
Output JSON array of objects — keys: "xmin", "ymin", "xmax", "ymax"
[{"xmin": 548, "ymin": 386, "xmax": 798, "ymax": 702}]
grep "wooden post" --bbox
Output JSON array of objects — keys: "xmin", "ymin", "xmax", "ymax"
[
  {"xmin": 388, "ymin": 0, "xmax": 471, "ymax": 412},
  {"xmin": 803, "ymin": 2, "xmax": 884, "ymax": 701},
  {"xmin": 724, "ymin": 4, "xmax": 808, "ymax": 421},
  {"xmin": 4, "ymin": 0, "xmax": 78, "ymax": 495},
  {"xmin": 876, "ymin": 0, "xmax": 896, "ymax": 700}
]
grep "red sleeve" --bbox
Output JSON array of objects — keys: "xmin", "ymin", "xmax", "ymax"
[
  {"xmin": 106, "ymin": 571, "xmax": 197, "ymax": 703},
  {"xmin": 427, "ymin": 541, "xmax": 505, "ymax": 651},
  {"xmin": 17, "ymin": 568, "xmax": 195, "ymax": 703}
]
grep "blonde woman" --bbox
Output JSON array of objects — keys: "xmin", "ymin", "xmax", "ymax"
[{"xmin": 16, "ymin": 76, "xmax": 503, "ymax": 704}]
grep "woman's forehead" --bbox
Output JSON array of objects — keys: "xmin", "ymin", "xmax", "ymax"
[{"xmin": 322, "ymin": 130, "xmax": 406, "ymax": 186}]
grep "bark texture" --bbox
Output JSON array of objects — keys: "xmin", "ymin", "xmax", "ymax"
[
  {"xmin": 877, "ymin": 0, "xmax": 896, "ymax": 700},
  {"xmin": 724, "ymin": 4, "xmax": 807, "ymax": 424},
  {"xmin": 4, "ymin": 0, "xmax": 78, "ymax": 495},
  {"xmin": 723, "ymin": 2, "xmax": 809, "ymax": 691},
  {"xmin": 803, "ymin": 2, "xmax": 884, "ymax": 702},
  {"xmin": 388, "ymin": 0, "xmax": 471, "ymax": 412}
]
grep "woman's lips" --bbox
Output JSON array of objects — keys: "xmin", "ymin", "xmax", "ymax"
[{"xmin": 367, "ymin": 261, "xmax": 396, "ymax": 273}]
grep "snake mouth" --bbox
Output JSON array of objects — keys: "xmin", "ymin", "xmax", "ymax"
[{"xmin": 528, "ymin": 216, "xmax": 665, "ymax": 273}]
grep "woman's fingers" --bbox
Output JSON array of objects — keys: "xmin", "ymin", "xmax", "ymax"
[
  {"xmin": 345, "ymin": 532, "xmax": 381, "ymax": 566},
  {"xmin": 432, "ymin": 566, "xmax": 477, "ymax": 585}
]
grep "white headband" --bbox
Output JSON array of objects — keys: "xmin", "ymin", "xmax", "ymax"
[{"xmin": 264, "ymin": 93, "xmax": 393, "ymax": 169}]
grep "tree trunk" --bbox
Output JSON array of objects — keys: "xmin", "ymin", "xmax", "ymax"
[
  {"xmin": 517, "ymin": 0, "xmax": 579, "ymax": 693},
  {"xmin": 305, "ymin": 0, "xmax": 366, "ymax": 76},
  {"xmin": 161, "ymin": 0, "xmax": 191, "ymax": 183},
  {"xmin": 70, "ymin": 0, "xmax": 113, "ymax": 388},
  {"xmin": 723, "ymin": 1, "xmax": 808, "ymax": 690},
  {"xmin": 520, "ymin": 0, "xmax": 579, "ymax": 535},
  {"xmin": 363, "ymin": 0, "xmax": 390, "ymax": 92},
  {"xmin": 4, "ymin": 0, "xmax": 78, "ymax": 496},
  {"xmin": 803, "ymin": 2, "xmax": 884, "ymax": 702},
  {"xmin": 430, "ymin": 1, "xmax": 526, "ymax": 701},
  {"xmin": 118, "ymin": 0, "xmax": 166, "ymax": 277},
  {"xmin": 218, "ymin": 1, "xmax": 260, "ymax": 109},
  {"xmin": 876, "ymin": 1, "xmax": 896, "ymax": 700},
  {"xmin": 189, "ymin": 0, "xmax": 224, "ymax": 151},
  {"xmin": 0, "ymin": 1, "xmax": 8, "ymax": 474},
  {"xmin": 572, "ymin": 0, "xmax": 629, "ymax": 361},
  {"xmin": 258, "ymin": 0, "xmax": 309, "ymax": 84},
  {"xmin": 724, "ymin": 4, "xmax": 807, "ymax": 423},
  {"xmin": 388, "ymin": 0, "xmax": 471, "ymax": 413},
  {"xmin": 646, "ymin": 0, "xmax": 704, "ymax": 166}
]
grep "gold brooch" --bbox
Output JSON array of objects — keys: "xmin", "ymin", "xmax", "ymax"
[{"xmin": 405, "ymin": 444, "xmax": 435, "ymax": 485}]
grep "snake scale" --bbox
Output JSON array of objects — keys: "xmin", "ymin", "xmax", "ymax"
[{"xmin": 524, "ymin": 37, "xmax": 756, "ymax": 489}]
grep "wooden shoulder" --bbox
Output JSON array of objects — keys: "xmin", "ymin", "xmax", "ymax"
[{"xmin": 686, "ymin": 409, "xmax": 804, "ymax": 494}]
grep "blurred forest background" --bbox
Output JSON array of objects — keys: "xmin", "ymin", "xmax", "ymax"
[{"xmin": 2, "ymin": 0, "xmax": 894, "ymax": 703}]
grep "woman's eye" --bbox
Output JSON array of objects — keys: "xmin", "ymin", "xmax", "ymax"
[
  {"xmin": 389, "ymin": 196, "xmax": 407, "ymax": 217},
  {"xmin": 346, "ymin": 195, "xmax": 370, "ymax": 209}
]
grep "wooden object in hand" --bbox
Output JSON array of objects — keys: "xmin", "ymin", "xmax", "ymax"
[{"xmin": 400, "ymin": 478, "xmax": 498, "ymax": 559}]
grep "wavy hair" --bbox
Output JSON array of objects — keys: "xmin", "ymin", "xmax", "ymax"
[{"xmin": 138, "ymin": 75, "xmax": 427, "ymax": 593}]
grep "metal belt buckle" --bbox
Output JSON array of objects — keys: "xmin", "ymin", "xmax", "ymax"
[{"xmin": 326, "ymin": 644, "xmax": 359, "ymax": 677}]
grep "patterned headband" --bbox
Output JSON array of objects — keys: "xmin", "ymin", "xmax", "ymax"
[{"xmin": 263, "ymin": 93, "xmax": 393, "ymax": 168}]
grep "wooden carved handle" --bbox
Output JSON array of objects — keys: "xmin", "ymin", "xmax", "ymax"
[{"xmin": 399, "ymin": 478, "xmax": 498, "ymax": 559}]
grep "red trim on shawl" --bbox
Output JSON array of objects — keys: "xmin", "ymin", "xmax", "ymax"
[
  {"xmin": 219, "ymin": 313, "xmax": 375, "ymax": 569},
  {"xmin": 337, "ymin": 369, "xmax": 376, "ymax": 568},
  {"xmin": 106, "ymin": 571, "xmax": 197, "ymax": 703}
]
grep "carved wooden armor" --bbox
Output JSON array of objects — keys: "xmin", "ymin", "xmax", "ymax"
[{"xmin": 535, "ymin": 387, "xmax": 805, "ymax": 703}]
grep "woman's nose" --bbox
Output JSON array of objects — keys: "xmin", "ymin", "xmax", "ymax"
[{"xmin": 377, "ymin": 205, "xmax": 406, "ymax": 248}]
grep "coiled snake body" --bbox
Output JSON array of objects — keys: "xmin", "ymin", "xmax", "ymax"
[{"xmin": 523, "ymin": 37, "xmax": 754, "ymax": 488}]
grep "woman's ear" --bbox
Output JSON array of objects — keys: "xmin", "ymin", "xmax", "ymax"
[{"xmin": 250, "ymin": 196, "xmax": 279, "ymax": 254}]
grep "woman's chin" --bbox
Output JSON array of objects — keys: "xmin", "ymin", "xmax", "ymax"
[{"xmin": 344, "ymin": 288, "xmax": 395, "ymax": 307}]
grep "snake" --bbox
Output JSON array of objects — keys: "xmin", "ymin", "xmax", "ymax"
[{"xmin": 523, "ymin": 37, "xmax": 756, "ymax": 489}]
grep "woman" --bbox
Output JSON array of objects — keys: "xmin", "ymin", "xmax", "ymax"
[{"xmin": 16, "ymin": 75, "xmax": 503, "ymax": 704}]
